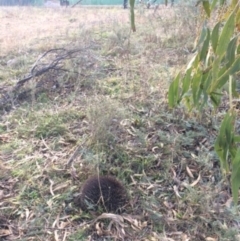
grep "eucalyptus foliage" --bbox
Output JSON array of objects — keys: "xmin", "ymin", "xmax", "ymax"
[
  {"xmin": 168, "ymin": 3, "xmax": 240, "ymax": 110},
  {"xmin": 168, "ymin": 0, "xmax": 240, "ymax": 204},
  {"xmin": 129, "ymin": 0, "xmax": 240, "ymax": 205}
]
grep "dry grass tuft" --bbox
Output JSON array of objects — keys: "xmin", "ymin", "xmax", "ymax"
[{"xmin": 86, "ymin": 96, "xmax": 128, "ymax": 150}]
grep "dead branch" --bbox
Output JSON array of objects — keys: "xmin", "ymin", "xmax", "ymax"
[
  {"xmin": 14, "ymin": 48, "xmax": 84, "ymax": 90},
  {"xmin": 71, "ymin": 0, "xmax": 83, "ymax": 8},
  {"xmin": 0, "ymin": 47, "xmax": 91, "ymax": 112}
]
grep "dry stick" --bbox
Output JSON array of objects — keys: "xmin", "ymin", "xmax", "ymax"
[
  {"xmin": 97, "ymin": 172, "xmax": 108, "ymax": 212},
  {"xmin": 65, "ymin": 145, "xmax": 82, "ymax": 168},
  {"xmin": 0, "ymin": 47, "xmax": 92, "ymax": 110},
  {"xmin": 15, "ymin": 48, "xmax": 84, "ymax": 89},
  {"xmin": 71, "ymin": 0, "xmax": 83, "ymax": 8}
]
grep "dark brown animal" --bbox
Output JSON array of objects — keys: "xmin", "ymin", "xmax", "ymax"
[{"xmin": 74, "ymin": 176, "xmax": 128, "ymax": 213}]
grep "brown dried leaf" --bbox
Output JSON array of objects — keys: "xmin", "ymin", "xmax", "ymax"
[
  {"xmin": 54, "ymin": 230, "xmax": 59, "ymax": 241},
  {"xmin": 25, "ymin": 208, "xmax": 30, "ymax": 220},
  {"xmin": 163, "ymin": 201, "xmax": 172, "ymax": 209},
  {"xmin": 181, "ymin": 233, "xmax": 190, "ymax": 241},
  {"xmin": 0, "ymin": 228, "xmax": 11, "ymax": 237},
  {"xmin": 0, "ymin": 134, "xmax": 10, "ymax": 143},
  {"xmin": 225, "ymin": 197, "xmax": 233, "ymax": 208},
  {"xmin": 95, "ymin": 213, "xmax": 124, "ymax": 225},
  {"xmin": 95, "ymin": 222, "xmax": 103, "ymax": 235},
  {"xmin": 59, "ymin": 221, "xmax": 70, "ymax": 229},
  {"xmin": 186, "ymin": 165, "xmax": 194, "ymax": 178},
  {"xmin": 152, "ymin": 146, "xmax": 159, "ymax": 152},
  {"xmin": 53, "ymin": 182, "xmax": 70, "ymax": 193},
  {"xmin": 52, "ymin": 214, "xmax": 60, "ymax": 229},
  {"xmin": 49, "ymin": 179, "xmax": 54, "ymax": 196},
  {"xmin": 123, "ymin": 215, "xmax": 142, "ymax": 230},
  {"xmin": 147, "ymin": 184, "xmax": 155, "ymax": 190},
  {"xmin": 127, "ymin": 129, "xmax": 136, "ymax": 136},
  {"xmin": 0, "ymin": 190, "xmax": 4, "ymax": 200},
  {"xmin": 171, "ymin": 168, "xmax": 176, "ymax": 178},
  {"xmin": 190, "ymin": 172, "xmax": 201, "ymax": 187},
  {"xmin": 206, "ymin": 238, "xmax": 217, "ymax": 241},
  {"xmin": 173, "ymin": 185, "xmax": 181, "ymax": 198}
]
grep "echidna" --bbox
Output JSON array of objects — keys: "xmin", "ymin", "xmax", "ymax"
[{"xmin": 74, "ymin": 176, "xmax": 128, "ymax": 213}]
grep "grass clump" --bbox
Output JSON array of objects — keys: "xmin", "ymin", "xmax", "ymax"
[
  {"xmin": 68, "ymin": 230, "xmax": 88, "ymax": 241},
  {"xmin": 35, "ymin": 117, "xmax": 67, "ymax": 138},
  {"xmin": 86, "ymin": 96, "xmax": 128, "ymax": 150}
]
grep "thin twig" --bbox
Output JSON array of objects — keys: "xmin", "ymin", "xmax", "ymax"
[
  {"xmin": 65, "ymin": 145, "xmax": 82, "ymax": 168},
  {"xmin": 71, "ymin": 0, "xmax": 83, "ymax": 8}
]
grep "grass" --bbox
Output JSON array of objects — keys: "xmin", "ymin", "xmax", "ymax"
[{"xmin": 0, "ymin": 3, "xmax": 239, "ymax": 241}]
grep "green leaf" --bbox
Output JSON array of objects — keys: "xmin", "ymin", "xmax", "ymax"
[
  {"xmin": 218, "ymin": 60, "xmax": 229, "ymax": 77},
  {"xmin": 202, "ymin": 0, "xmax": 211, "ymax": 17},
  {"xmin": 215, "ymin": 113, "xmax": 236, "ymax": 173},
  {"xmin": 210, "ymin": 0, "xmax": 218, "ymax": 10},
  {"xmin": 210, "ymin": 92, "xmax": 222, "ymax": 108},
  {"xmin": 211, "ymin": 22, "xmax": 220, "ymax": 53},
  {"xmin": 237, "ymin": 44, "xmax": 240, "ymax": 55},
  {"xmin": 215, "ymin": 148, "xmax": 229, "ymax": 172},
  {"xmin": 229, "ymin": 143, "xmax": 237, "ymax": 160},
  {"xmin": 215, "ymin": 132, "xmax": 229, "ymax": 172},
  {"xmin": 216, "ymin": 10, "xmax": 236, "ymax": 56},
  {"xmin": 211, "ymin": 56, "xmax": 221, "ymax": 85},
  {"xmin": 231, "ymin": 77, "xmax": 239, "ymax": 98},
  {"xmin": 234, "ymin": 135, "xmax": 240, "ymax": 142},
  {"xmin": 183, "ymin": 95, "xmax": 192, "ymax": 111},
  {"xmin": 225, "ymin": 123, "xmax": 233, "ymax": 145},
  {"xmin": 226, "ymin": 37, "xmax": 238, "ymax": 68},
  {"xmin": 206, "ymin": 55, "xmax": 215, "ymax": 66},
  {"xmin": 192, "ymin": 71, "xmax": 202, "ymax": 106},
  {"xmin": 229, "ymin": 55, "xmax": 240, "ymax": 75},
  {"xmin": 200, "ymin": 28, "xmax": 210, "ymax": 61},
  {"xmin": 219, "ymin": 114, "xmax": 231, "ymax": 140},
  {"xmin": 168, "ymin": 73, "xmax": 180, "ymax": 108},
  {"xmin": 231, "ymin": 0, "xmax": 239, "ymax": 8},
  {"xmin": 187, "ymin": 53, "xmax": 199, "ymax": 70},
  {"xmin": 181, "ymin": 69, "xmax": 191, "ymax": 96},
  {"xmin": 195, "ymin": 23, "xmax": 208, "ymax": 49},
  {"xmin": 203, "ymin": 72, "xmax": 212, "ymax": 90},
  {"xmin": 210, "ymin": 70, "xmax": 229, "ymax": 91},
  {"xmin": 231, "ymin": 149, "xmax": 240, "ymax": 205},
  {"xmin": 219, "ymin": 0, "xmax": 226, "ymax": 5},
  {"xmin": 236, "ymin": 8, "xmax": 240, "ymax": 32},
  {"xmin": 209, "ymin": 56, "xmax": 240, "ymax": 91}
]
